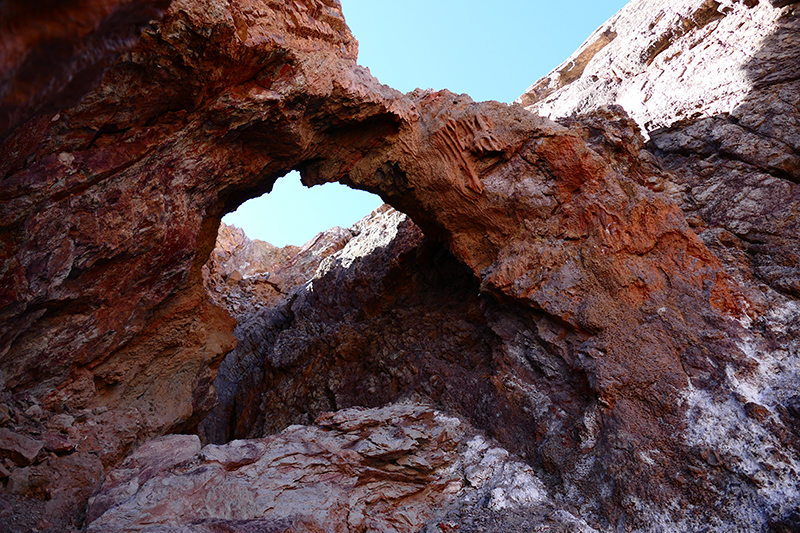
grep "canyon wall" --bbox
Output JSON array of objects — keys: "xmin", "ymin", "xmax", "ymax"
[
  {"xmin": 520, "ymin": 0, "xmax": 800, "ymax": 300},
  {"xmin": 0, "ymin": 0, "xmax": 798, "ymax": 531}
]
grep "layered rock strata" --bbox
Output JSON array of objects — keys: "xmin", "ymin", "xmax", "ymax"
[
  {"xmin": 0, "ymin": 0, "xmax": 797, "ymax": 531},
  {"xmin": 89, "ymin": 403, "xmax": 600, "ymax": 533}
]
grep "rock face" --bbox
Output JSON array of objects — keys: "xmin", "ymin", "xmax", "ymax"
[
  {"xmin": 0, "ymin": 0, "xmax": 173, "ymax": 139},
  {"xmin": 516, "ymin": 4, "xmax": 800, "ymax": 527},
  {"xmin": 208, "ymin": 186, "xmax": 799, "ymax": 532},
  {"xmin": 89, "ymin": 403, "xmax": 599, "ymax": 533},
  {"xmin": 519, "ymin": 0, "xmax": 800, "ymax": 301},
  {"xmin": 0, "ymin": 0, "xmax": 798, "ymax": 531},
  {"xmin": 199, "ymin": 216, "xmax": 362, "ymax": 445},
  {"xmin": 205, "ymin": 207, "xmax": 504, "ymax": 447},
  {"xmin": 203, "ymin": 221, "xmax": 353, "ymax": 321}
]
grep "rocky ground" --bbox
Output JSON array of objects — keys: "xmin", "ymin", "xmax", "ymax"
[
  {"xmin": 89, "ymin": 403, "xmax": 600, "ymax": 533},
  {"xmin": 0, "ymin": 0, "xmax": 798, "ymax": 531}
]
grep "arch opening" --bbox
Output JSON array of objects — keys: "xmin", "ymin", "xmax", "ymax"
[{"xmin": 221, "ymin": 170, "xmax": 384, "ymax": 248}]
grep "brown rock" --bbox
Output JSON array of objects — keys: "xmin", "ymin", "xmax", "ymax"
[
  {"xmin": 6, "ymin": 467, "xmax": 30, "ymax": 494},
  {"xmin": 225, "ymin": 270, "xmax": 243, "ymax": 285},
  {"xmin": 8, "ymin": 452, "xmax": 105, "ymax": 531},
  {"xmin": 206, "ymin": 222, "xmax": 300, "ymax": 280},
  {"xmin": 0, "ymin": 0, "xmax": 173, "ymax": 139},
  {"xmin": 23, "ymin": 403, "xmax": 43, "ymax": 420},
  {"xmin": 86, "ymin": 434, "xmax": 202, "ymax": 524},
  {"xmin": 223, "ymin": 207, "xmax": 500, "ymax": 444},
  {"xmin": 202, "ymin": 220, "xmax": 356, "ymax": 323},
  {"xmin": 0, "ymin": 428, "xmax": 43, "ymax": 466},
  {"xmin": 41, "ymin": 432, "xmax": 76, "ymax": 455},
  {"xmin": 198, "ymin": 214, "xmax": 364, "ymax": 444},
  {"xmin": 0, "ymin": 0, "xmax": 797, "ymax": 531}
]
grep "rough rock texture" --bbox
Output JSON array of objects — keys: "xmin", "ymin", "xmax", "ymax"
[
  {"xmin": 205, "ymin": 222, "xmax": 298, "ymax": 280},
  {"xmin": 0, "ymin": 0, "xmax": 798, "ymax": 531},
  {"xmin": 0, "ymin": 0, "xmax": 173, "ymax": 139},
  {"xmin": 207, "ymin": 207, "xmax": 504, "ymax": 447},
  {"xmin": 210, "ymin": 185, "xmax": 799, "ymax": 532},
  {"xmin": 202, "ymin": 222, "xmax": 294, "ymax": 318},
  {"xmin": 0, "ymin": 393, "xmax": 140, "ymax": 532},
  {"xmin": 203, "ymin": 221, "xmax": 352, "ymax": 321},
  {"xmin": 89, "ymin": 403, "xmax": 598, "ymax": 533},
  {"xmin": 517, "ymin": 4, "xmax": 800, "ymax": 528},
  {"xmin": 519, "ymin": 0, "xmax": 800, "ymax": 300},
  {"xmin": 199, "ymin": 214, "xmax": 367, "ymax": 445}
]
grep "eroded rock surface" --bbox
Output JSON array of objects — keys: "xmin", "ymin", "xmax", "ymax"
[
  {"xmin": 198, "ymin": 212, "xmax": 375, "ymax": 445},
  {"xmin": 210, "ymin": 195, "xmax": 800, "ymax": 532},
  {"xmin": 516, "ymin": 4, "xmax": 800, "ymax": 527},
  {"xmin": 519, "ymin": 0, "xmax": 800, "ymax": 301},
  {"xmin": 0, "ymin": 0, "xmax": 173, "ymax": 139},
  {"xmin": 89, "ymin": 403, "xmax": 598, "ymax": 533},
  {"xmin": 203, "ymin": 221, "xmax": 354, "ymax": 322},
  {"xmin": 0, "ymin": 0, "xmax": 798, "ymax": 531}
]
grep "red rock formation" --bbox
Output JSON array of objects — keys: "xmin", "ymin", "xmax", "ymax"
[
  {"xmin": 0, "ymin": 0, "xmax": 172, "ymax": 139},
  {"xmin": 203, "ymin": 220, "xmax": 353, "ymax": 320},
  {"xmin": 0, "ymin": 0, "xmax": 797, "ymax": 531},
  {"xmin": 198, "ymin": 217, "xmax": 359, "ymax": 445},
  {"xmin": 518, "ymin": 5, "xmax": 800, "ymax": 527},
  {"xmin": 519, "ymin": 0, "xmax": 800, "ymax": 300}
]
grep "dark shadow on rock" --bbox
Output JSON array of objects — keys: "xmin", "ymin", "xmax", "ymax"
[
  {"xmin": 198, "ymin": 211, "xmax": 610, "ymax": 516},
  {"xmin": 648, "ymin": 3, "xmax": 800, "ymax": 300}
]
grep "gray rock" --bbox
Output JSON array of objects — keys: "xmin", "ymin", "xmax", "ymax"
[{"xmin": 89, "ymin": 404, "xmax": 598, "ymax": 533}]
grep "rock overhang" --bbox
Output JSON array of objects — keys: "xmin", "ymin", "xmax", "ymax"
[{"xmin": 0, "ymin": 0, "xmax": 798, "ymax": 531}]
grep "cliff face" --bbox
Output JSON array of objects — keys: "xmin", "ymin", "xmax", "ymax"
[
  {"xmin": 0, "ymin": 0, "xmax": 173, "ymax": 139},
  {"xmin": 0, "ymin": 0, "xmax": 798, "ymax": 531},
  {"xmin": 520, "ymin": 0, "xmax": 800, "ymax": 300}
]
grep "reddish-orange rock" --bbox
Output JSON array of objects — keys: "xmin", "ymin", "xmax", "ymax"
[
  {"xmin": 520, "ymin": 0, "xmax": 800, "ymax": 302},
  {"xmin": 0, "ymin": 0, "xmax": 797, "ymax": 531}
]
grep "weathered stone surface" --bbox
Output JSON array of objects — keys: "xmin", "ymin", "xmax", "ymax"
[
  {"xmin": 89, "ymin": 403, "xmax": 599, "ymax": 533},
  {"xmin": 0, "ymin": 428, "xmax": 42, "ymax": 466},
  {"xmin": 0, "ymin": 0, "xmax": 173, "ymax": 139},
  {"xmin": 207, "ymin": 223, "xmax": 298, "ymax": 279},
  {"xmin": 198, "ymin": 207, "xmax": 387, "ymax": 445},
  {"xmin": 202, "ymin": 221, "xmax": 353, "ymax": 322},
  {"xmin": 519, "ymin": 0, "xmax": 795, "ymax": 133},
  {"xmin": 0, "ymin": 0, "xmax": 375, "ymax": 432},
  {"xmin": 220, "ymin": 207, "xmax": 501, "ymax": 444},
  {"xmin": 212, "ymin": 197, "xmax": 800, "ymax": 532},
  {"xmin": 519, "ymin": 0, "xmax": 800, "ymax": 301},
  {"xmin": 3, "ymin": 452, "xmax": 104, "ymax": 532},
  {"xmin": 0, "ymin": 394, "xmax": 153, "ymax": 531},
  {"xmin": 515, "ymin": 7, "xmax": 800, "ymax": 527},
  {"xmin": 0, "ymin": 0, "xmax": 798, "ymax": 531}
]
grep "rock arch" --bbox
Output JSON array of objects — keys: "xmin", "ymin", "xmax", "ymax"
[{"xmin": 1, "ymin": 0, "xmax": 797, "ymax": 531}]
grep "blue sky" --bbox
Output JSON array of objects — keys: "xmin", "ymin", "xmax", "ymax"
[{"xmin": 223, "ymin": 0, "xmax": 629, "ymax": 246}]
